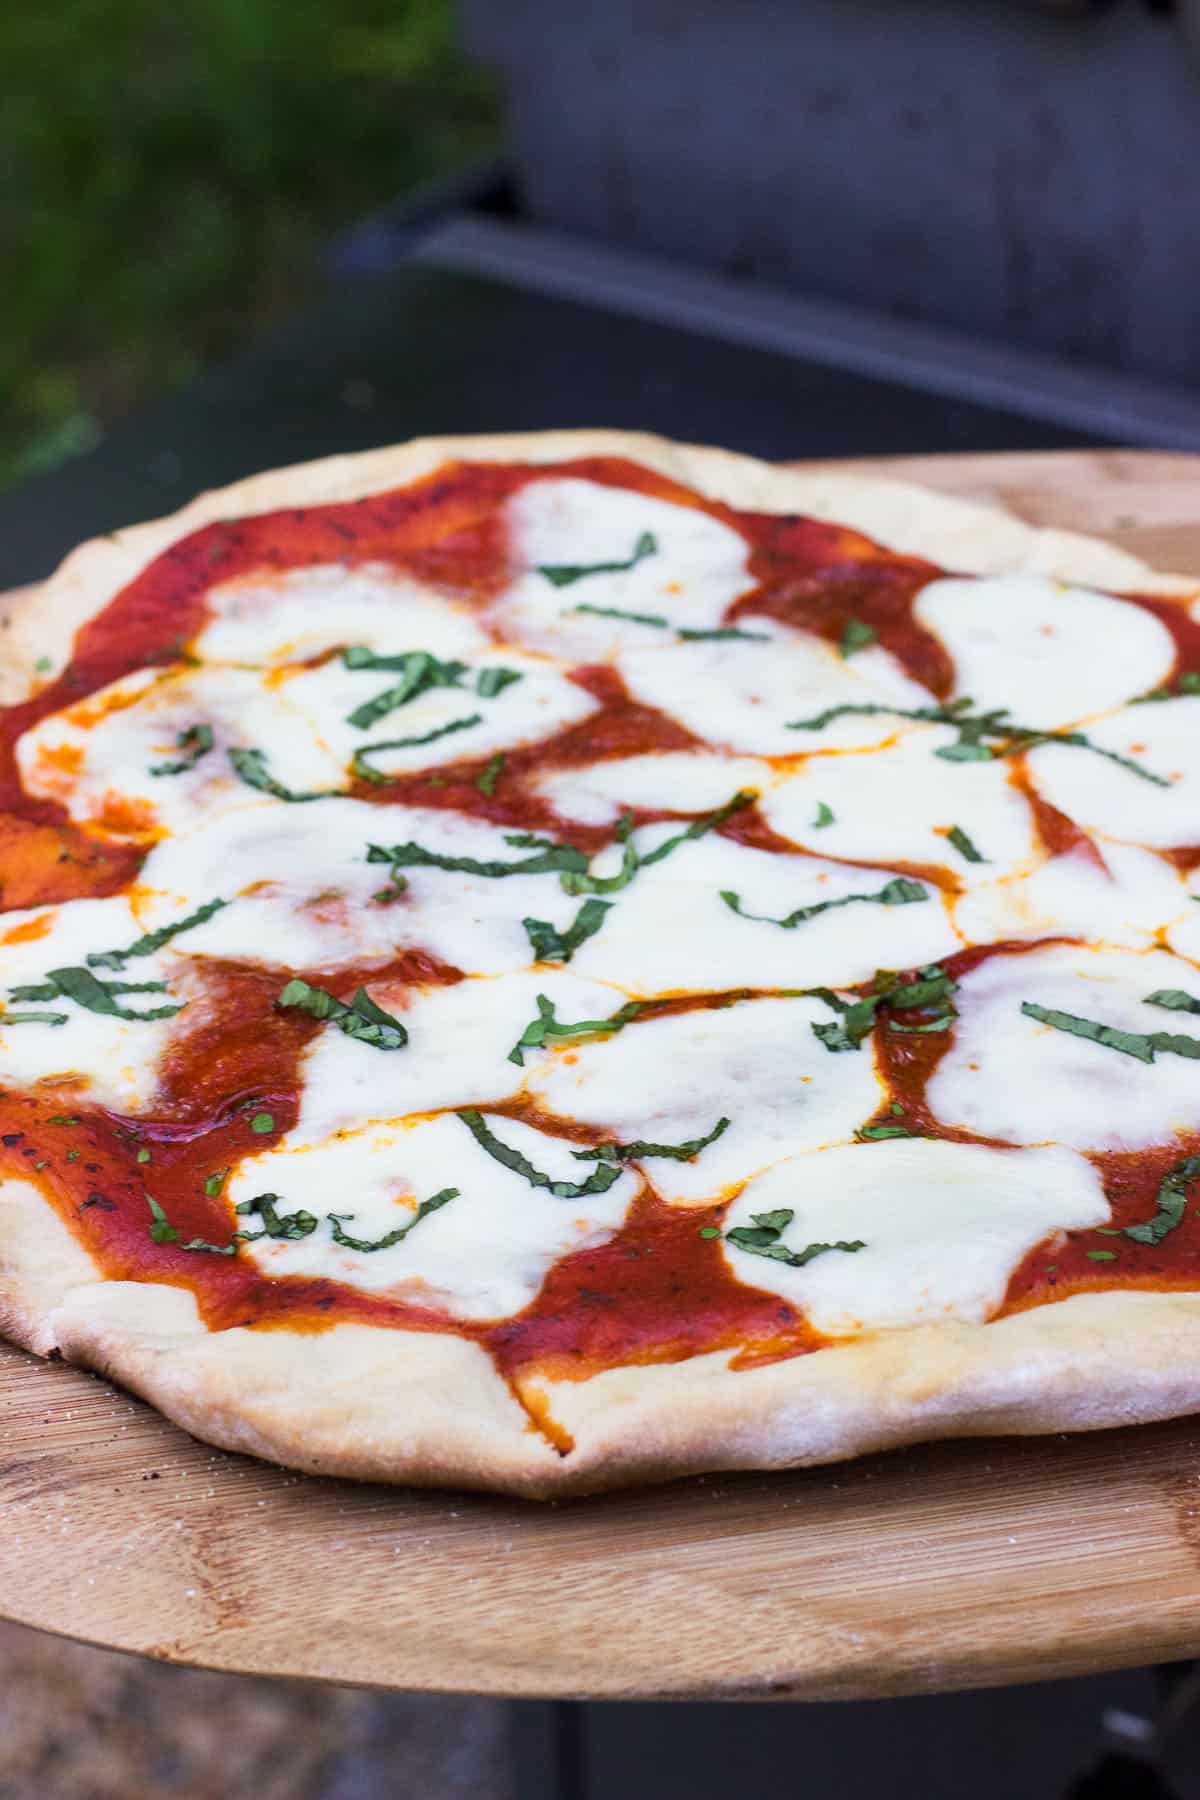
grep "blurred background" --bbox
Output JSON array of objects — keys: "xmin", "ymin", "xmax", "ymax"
[{"xmin": 1, "ymin": 0, "xmax": 497, "ymax": 491}]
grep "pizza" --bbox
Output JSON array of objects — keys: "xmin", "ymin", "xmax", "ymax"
[{"xmin": 2, "ymin": 429, "xmax": 1200, "ymax": 1498}]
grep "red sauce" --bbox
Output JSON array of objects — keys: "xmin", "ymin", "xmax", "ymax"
[{"xmin": 4, "ymin": 455, "xmax": 1198, "ymax": 1410}]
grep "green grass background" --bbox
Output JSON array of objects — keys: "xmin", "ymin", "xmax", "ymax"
[{"xmin": 0, "ymin": 0, "xmax": 497, "ymax": 489}]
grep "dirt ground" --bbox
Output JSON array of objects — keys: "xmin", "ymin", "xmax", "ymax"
[{"xmin": 0, "ymin": 1619, "xmax": 512, "ymax": 1800}]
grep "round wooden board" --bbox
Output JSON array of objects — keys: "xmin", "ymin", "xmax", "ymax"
[{"xmin": 3, "ymin": 448, "xmax": 1200, "ymax": 1703}]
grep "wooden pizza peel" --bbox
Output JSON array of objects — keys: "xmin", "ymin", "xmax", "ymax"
[{"xmin": 2, "ymin": 448, "xmax": 1200, "ymax": 1703}]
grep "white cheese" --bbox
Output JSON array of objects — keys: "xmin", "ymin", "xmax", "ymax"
[
  {"xmin": 0, "ymin": 895, "xmax": 182, "ymax": 1112},
  {"xmin": 525, "ymin": 994, "xmax": 883, "ymax": 1205},
  {"xmin": 954, "ymin": 840, "xmax": 1191, "ymax": 952},
  {"xmin": 195, "ymin": 563, "xmax": 488, "ymax": 666},
  {"xmin": 289, "ymin": 967, "xmax": 628, "ymax": 1144},
  {"xmin": 722, "ymin": 1140, "xmax": 1108, "ymax": 1335},
  {"xmin": 1027, "ymin": 697, "xmax": 1200, "ymax": 848},
  {"xmin": 229, "ymin": 1110, "xmax": 636, "ymax": 1319},
  {"xmin": 16, "ymin": 665, "xmax": 345, "ymax": 838},
  {"xmin": 914, "ymin": 575, "xmax": 1175, "ymax": 730},
  {"xmin": 280, "ymin": 646, "xmax": 596, "ymax": 781},
  {"xmin": 928, "ymin": 942, "xmax": 1200, "ymax": 1152},
  {"xmin": 568, "ymin": 829, "xmax": 960, "ymax": 995},
  {"xmin": 619, "ymin": 633, "xmax": 934, "ymax": 756},
  {"xmin": 494, "ymin": 478, "xmax": 752, "ymax": 659},
  {"xmin": 535, "ymin": 751, "xmax": 776, "ymax": 826},
  {"xmin": 140, "ymin": 800, "xmax": 584, "ymax": 975},
  {"xmin": 760, "ymin": 725, "xmax": 1039, "ymax": 885}
]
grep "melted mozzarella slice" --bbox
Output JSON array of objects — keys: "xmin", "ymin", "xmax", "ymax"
[
  {"xmin": 722, "ymin": 1140, "xmax": 1107, "ymax": 1335},
  {"xmin": 954, "ymin": 840, "xmax": 1192, "ymax": 951},
  {"xmin": 536, "ymin": 751, "xmax": 776, "ymax": 826},
  {"xmin": 195, "ymin": 563, "xmax": 488, "ymax": 666},
  {"xmin": 142, "ymin": 800, "xmax": 593, "ymax": 975},
  {"xmin": 494, "ymin": 478, "xmax": 752, "ymax": 659},
  {"xmin": 228, "ymin": 1110, "xmax": 636, "ymax": 1318},
  {"xmin": 569, "ymin": 831, "xmax": 959, "ymax": 994},
  {"xmin": 280, "ymin": 647, "xmax": 596, "ymax": 781},
  {"xmin": 17, "ymin": 666, "xmax": 345, "ymax": 838},
  {"xmin": 290, "ymin": 968, "xmax": 626, "ymax": 1142},
  {"xmin": 914, "ymin": 575, "xmax": 1175, "ymax": 730},
  {"xmin": 760, "ymin": 727, "xmax": 1038, "ymax": 884},
  {"xmin": 524, "ymin": 995, "xmax": 883, "ymax": 1205},
  {"xmin": 619, "ymin": 633, "xmax": 934, "ymax": 756},
  {"xmin": 0, "ymin": 895, "xmax": 183, "ymax": 1111},
  {"xmin": 1027, "ymin": 698, "xmax": 1200, "ymax": 848},
  {"xmin": 929, "ymin": 943, "xmax": 1200, "ymax": 1151}
]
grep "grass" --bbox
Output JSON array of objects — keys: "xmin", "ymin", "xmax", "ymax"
[{"xmin": 0, "ymin": 0, "xmax": 497, "ymax": 489}]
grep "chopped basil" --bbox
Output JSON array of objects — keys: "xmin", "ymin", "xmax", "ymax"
[
  {"xmin": 47, "ymin": 1114, "xmax": 78, "ymax": 1125},
  {"xmin": 809, "ymin": 964, "xmax": 958, "ymax": 1054},
  {"xmin": 562, "ymin": 791, "xmax": 753, "ymax": 897},
  {"xmin": 277, "ymin": 977, "xmax": 408, "ymax": 1050},
  {"xmin": 1145, "ymin": 988, "xmax": 1200, "ymax": 1015},
  {"xmin": 250, "ymin": 1111, "xmax": 275, "ymax": 1134},
  {"xmin": 1087, "ymin": 1249, "xmax": 1117, "ymax": 1261},
  {"xmin": 34, "ymin": 656, "xmax": 53, "ymax": 674},
  {"xmin": 508, "ymin": 993, "xmax": 642, "ymax": 1066},
  {"xmin": 148, "ymin": 723, "xmax": 214, "ymax": 780},
  {"xmin": 813, "ymin": 802, "xmax": 835, "ymax": 829},
  {"xmin": 351, "ymin": 713, "xmax": 482, "ymax": 784},
  {"xmin": 1020, "ymin": 1001, "xmax": 1200, "ymax": 1065},
  {"xmin": 343, "ymin": 645, "xmax": 456, "ymax": 674},
  {"xmin": 679, "ymin": 625, "xmax": 770, "ymax": 642},
  {"xmin": 204, "ymin": 1168, "xmax": 228, "ymax": 1197},
  {"xmin": 1135, "ymin": 672, "xmax": 1200, "ymax": 703},
  {"xmin": 568, "ymin": 601, "xmax": 670, "ymax": 629},
  {"xmin": 3, "ymin": 1010, "xmax": 68, "ymax": 1026},
  {"xmin": 722, "ymin": 1207, "xmax": 867, "ymax": 1268},
  {"xmin": 839, "ymin": 618, "xmax": 877, "ymax": 658},
  {"xmin": 476, "ymin": 666, "xmax": 523, "ymax": 699},
  {"xmin": 367, "ymin": 834, "xmax": 588, "ymax": 885},
  {"xmin": 538, "ymin": 530, "xmax": 657, "ymax": 587},
  {"xmin": 136, "ymin": 1148, "xmax": 151, "ymax": 1164},
  {"xmin": 788, "ymin": 695, "xmax": 1169, "ymax": 787},
  {"xmin": 15, "ymin": 966, "xmax": 185, "ymax": 1022},
  {"xmin": 721, "ymin": 874, "xmax": 927, "ymax": 931},
  {"xmin": 146, "ymin": 1189, "xmax": 317, "ymax": 1255},
  {"xmin": 572, "ymin": 1116, "xmax": 730, "ymax": 1164},
  {"xmin": 228, "ymin": 746, "xmax": 338, "ymax": 803},
  {"xmin": 810, "ymin": 996, "xmax": 883, "ymax": 1054},
  {"xmin": 1122, "ymin": 1152, "xmax": 1200, "ymax": 1246},
  {"xmin": 566, "ymin": 602, "xmax": 767, "ymax": 643},
  {"xmin": 457, "ymin": 1109, "xmax": 623, "ymax": 1198},
  {"xmin": 522, "ymin": 898, "xmax": 612, "ymax": 964},
  {"xmin": 946, "ymin": 824, "xmax": 986, "ymax": 864},
  {"xmin": 345, "ymin": 652, "xmax": 470, "ymax": 730},
  {"xmin": 146, "ymin": 1195, "xmax": 180, "ymax": 1244},
  {"xmin": 327, "ymin": 1187, "xmax": 458, "ymax": 1252},
  {"xmin": 855, "ymin": 1123, "xmax": 917, "ymax": 1140},
  {"xmin": 476, "ymin": 752, "xmax": 505, "ymax": 796},
  {"xmin": 87, "ymin": 896, "xmax": 227, "ymax": 970},
  {"xmin": 235, "ymin": 1192, "xmax": 319, "ymax": 1242}
]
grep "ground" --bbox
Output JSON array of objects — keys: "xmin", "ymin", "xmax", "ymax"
[{"xmin": 0, "ymin": 1619, "xmax": 512, "ymax": 1798}]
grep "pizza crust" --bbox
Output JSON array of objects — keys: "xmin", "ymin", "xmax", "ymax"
[
  {"xmin": 4, "ymin": 429, "xmax": 1194, "ymax": 705},
  {"xmin": 4, "ymin": 429, "xmax": 1200, "ymax": 1496},
  {"xmin": 41, "ymin": 1273, "xmax": 1200, "ymax": 1498}
]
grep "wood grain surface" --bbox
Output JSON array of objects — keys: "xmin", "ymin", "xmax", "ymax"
[{"xmin": 3, "ymin": 448, "xmax": 1200, "ymax": 1703}]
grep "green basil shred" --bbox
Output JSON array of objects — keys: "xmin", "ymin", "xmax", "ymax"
[
  {"xmin": 537, "ymin": 530, "xmax": 657, "ymax": 588},
  {"xmin": 277, "ymin": 978, "xmax": 408, "ymax": 1050},
  {"xmin": 720, "ymin": 875, "xmax": 926, "ymax": 931}
]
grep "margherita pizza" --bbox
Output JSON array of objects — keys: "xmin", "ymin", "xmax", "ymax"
[{"xmin": 2, "ymin": 430, "xmax": 1200, "ymax": 1496}]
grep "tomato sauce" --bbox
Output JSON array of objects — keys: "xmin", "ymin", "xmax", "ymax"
[{"xmin": 3, "ymin": 455, "xmax": 1199, "ymax": 1409}]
